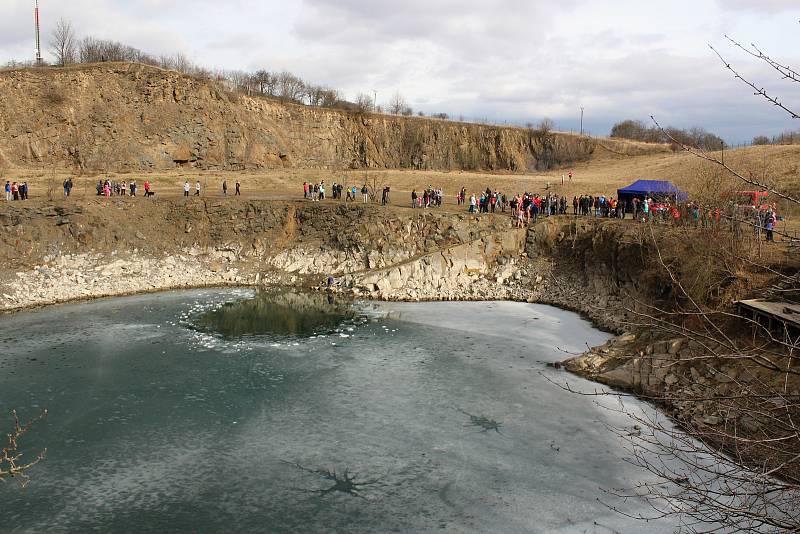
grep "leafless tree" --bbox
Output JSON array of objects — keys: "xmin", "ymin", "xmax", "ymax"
[
  {"xmin": 306, "ymin": 85, "xmax": 339, "ymax": 107},
  {"xmin": 537, "ymin": 118, "xmax": 555, "ymax": 136},
  {"xmin": 276, "ymin": 71, "xmax": 306, "ymax": 103},
  {"xmin": 0, "ymin": 409, "xmax": 47, "ymax": 487},
  {"xmin": 355, "ymin": 93, "xmax": 375, "ymax": 113},
  {"xmin": 389, "ymin": 92, "xmax": 408, "ymax": 115},
  {"xmin": 223, "ymin": 70, "xmax": 251, "ymax": 93},
  {"xmin": 582, "ymin": 222, "xmax": 800, "ymax": 533},
  {"xmin": 50, "ymin": 18, "xmax": 77, "ymax": 66},
  {"xmin": 252, "ymin": 70, "xmax": 272, "ymax": 95},
  {"xmin": 562, "ymin": 31, "xmax": 800, "ymax": 533}
]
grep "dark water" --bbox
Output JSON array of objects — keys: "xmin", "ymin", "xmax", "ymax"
[
  {"xmin": 190, "ymin": 290, "xmax": 354, "ymax": 339},
  {"xmin": 0, "ymin": 289, "xmax": 682, "ymax": 533}
]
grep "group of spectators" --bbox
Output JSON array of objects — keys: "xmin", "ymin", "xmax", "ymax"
[
  {"xmin": 412, "ymin": 187, "xmax": 444, "ymax": 208},
  {"xmin": 4, "ymin": 181, "xmax": 29, "ymax": 201},
  {"xmin": 303, "ymin": 181, "xmax": 375, "ymax": 203},
  {"xmin": 507, "ymin": 193, "xmax": 569, "ymax": 226},
  {"xmin": 567, "ymin": 193, "xmax": 782, "ymax": 242},
  {"xmin": 97, "ymin": 179, "xmax": 140, "ymax": 197}
]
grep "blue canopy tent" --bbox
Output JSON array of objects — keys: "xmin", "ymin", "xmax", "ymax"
[{"xmin": 617, "ymin": 180, "xmax": 687, "ymax": 208}]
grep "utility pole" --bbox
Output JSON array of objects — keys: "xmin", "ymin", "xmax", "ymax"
[
  {"xmin": 580, "ymin": 107, "xmax": 584, "ymax": 136},
  {"xmin": 34, "ymin": 0, "xmax": 43, "ymax": 65},
  {"xmin": 372, "ymin": 89, "xmax": 377, "ymax": 112},
  {"xmin": 721, "ymin": 140, "xmax": 725, "ymax": 166}
]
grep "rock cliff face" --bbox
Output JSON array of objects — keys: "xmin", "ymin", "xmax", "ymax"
[
  {"xmin": 0, "ymin": 63, "xmax": 597, "ymax": 172},
  {"xmin": 0, "ymin": 199, "xmax": 520, "ymax": 310},
  {"xmin": 0, "ymin": 197, "xmax": 666, "ymax": 317}
]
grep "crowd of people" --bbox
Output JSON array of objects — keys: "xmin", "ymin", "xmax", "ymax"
[
  {"xmin": 4, "ymin": 174, "xmax": 785, "ymax": 243},
  {"xmin": 4, "ymin": 181, "xmax": 29, "ymax": 201},
  {"xmin": 303, "ymin": 181, "xmax": 376, "ymax": 203},
  {"xmin": 411, "ymin": 187, "xmax": 444, "ymax": 208},
  {"xmin": 96, "ymin": 178, "xmax": 139, "ymax": 197}
]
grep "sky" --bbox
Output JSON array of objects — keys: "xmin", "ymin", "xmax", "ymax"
[{"xmin": 0, "ymin": 0, "xmax": 798, "ymax": 143}]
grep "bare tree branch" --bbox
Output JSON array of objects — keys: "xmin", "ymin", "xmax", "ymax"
[
  {"xmin": 709, "ymin": 44, "xmax": 800, "ymax": 119},
  {"xmin": 651, "ymin": 115, "xmax": 800, "ymax": 205},
  {"xmin": 725, "ymin": 35, "xmax": 800, "ymax": 85}
]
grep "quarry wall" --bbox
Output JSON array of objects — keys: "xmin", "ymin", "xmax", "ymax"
[{"xmin": 0, "ymin": 63, "xmax": 598, "ymax": 172}]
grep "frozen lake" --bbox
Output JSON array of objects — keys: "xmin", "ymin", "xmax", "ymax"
[{"xmin": 0, "ymin": 289, "xmax": 684, "ymax": 532}]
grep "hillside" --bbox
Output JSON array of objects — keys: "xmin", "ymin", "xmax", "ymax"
[{"xmin": 0, "ymin": 62, "xmax": 669, "ymax": 173}]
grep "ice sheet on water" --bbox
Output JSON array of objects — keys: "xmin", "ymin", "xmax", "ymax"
[{"xmin": 1, "ymin": 290, "xmax": 727, "ymax": 533}]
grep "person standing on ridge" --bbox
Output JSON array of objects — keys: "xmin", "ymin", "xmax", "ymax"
[
  {"xmin": 235, "ymin": 181, "xmax": 241, "ymax": 196},
  {"xmin": 223, "ymin": 180, "xmax": 228, "ymax": 196}
]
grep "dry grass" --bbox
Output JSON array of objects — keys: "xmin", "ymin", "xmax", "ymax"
[{"xmin": 7, "ymin": 144, "xmax": 799, "ymax": 219}]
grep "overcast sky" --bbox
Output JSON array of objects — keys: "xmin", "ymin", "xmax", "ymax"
[{"xmin": 1, "ymin": 0, "xmax": 798, "ymax": 143}]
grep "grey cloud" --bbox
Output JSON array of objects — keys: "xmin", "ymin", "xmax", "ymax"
[
  {"xmin": 293, "ymin": 0, "xmax": 579, "ymax": 58},
  {"xmin": 719, "ymin": 0, "xmax": 799, "ymax": 11}
]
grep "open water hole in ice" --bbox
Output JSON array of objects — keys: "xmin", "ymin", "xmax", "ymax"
[{"xmin": 0, "ymin": 288, "xmax": 688, "ymax": 533}]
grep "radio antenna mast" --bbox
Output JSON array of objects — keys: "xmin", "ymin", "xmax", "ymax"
[{"xmin": 34, "ymin": 0, "xmax": 43, "ymax": 65}]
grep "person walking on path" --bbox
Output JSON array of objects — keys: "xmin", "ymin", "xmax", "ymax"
[
  {"xmin": 223, "ymin": 180, "xmax": 228, "ymax": 196},
  {"xmin": 184, "ymin": 181, "xmax": 190, "ymax": 197},
  {"xmin": 195, "ymin": 180, "xmax": 201, "ymax": 196},
  {"xmin": 361, "ymin": 184, "xmax": 369, "ymax": 203},
  {"xmin": 4, "ymin": 181, "xmax": 10, "ymax": 201},
  {"xmin": 235, "ymin": 181, "xmax": 241, "ymax": 196}
]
